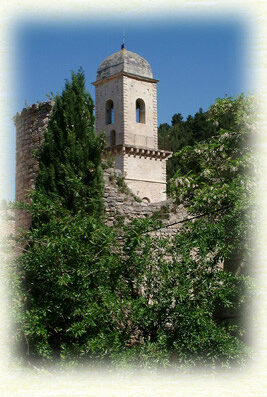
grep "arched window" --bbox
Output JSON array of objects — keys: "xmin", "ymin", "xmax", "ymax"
[
  {"xmin": 136, "ymin": 99, "xmax": 145, "ymax": 123},
  {"xmin": 110, "ymin": 130, "xmax": 116, "ymax": 146},
  {"xmin": 106, "ymin": 100, "xmax": 114, "ymax": 124}
]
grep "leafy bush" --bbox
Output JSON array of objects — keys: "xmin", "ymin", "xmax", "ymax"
[{"xmin": 10, "ymin": 86, "xmax": 255, "ymax": 370}]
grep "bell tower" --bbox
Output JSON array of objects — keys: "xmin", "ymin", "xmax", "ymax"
[{"xmin": 92, "ymin": 47, "xmax": 172, "ymax": 203}]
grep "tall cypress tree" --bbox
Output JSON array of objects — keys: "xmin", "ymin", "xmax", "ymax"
[
  {"xmin": 12, "ymin": 71, "xmax": 111, "ymax": 362},
  {"xmin": 36, "ymin": 69, "xmax": 104, "ymax": 217}
]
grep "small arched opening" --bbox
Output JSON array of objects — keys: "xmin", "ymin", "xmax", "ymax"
[
  {"xmin": 142, "ymin": 197, "xmax": 150, "ymax": 204},
  {"xmin": 136, "ymin": 98, "xmax": 145, "ymax": 124},
  {"xmin": 110, "ymin": 130, "xmax": 116, "ymax": 146},
  {"xmin": 106, "ymin": 100, "xmax": 114, "ymax": 124}
]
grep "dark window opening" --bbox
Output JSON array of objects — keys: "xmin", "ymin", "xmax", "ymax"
[
  {"xmin": 136, "ymin": 99, "xmax": 145, "ymax": 123},
  {"xmin": 110, "ymin": 130, "xmax": 116, "ymax": 146},
  {"xmin": 106, "ymin": 100, "xmax": 114, "ymax": 124}
]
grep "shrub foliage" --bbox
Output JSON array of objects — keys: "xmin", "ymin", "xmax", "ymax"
[{"xmin": 11, "ymin": 76, "xmax": 255, "ymax": 370}]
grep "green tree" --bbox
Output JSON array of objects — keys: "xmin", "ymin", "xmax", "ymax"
[
  {"xmin": 110, "ymin": 217, "xmax": 253, "ymax": 369},
  {"xmin": 11, "ymin": 89, "xmax": 254, "ymax": 370},
  {"xmin": 36, "ymin": 68, "xmax": 104, "ymax": 217},
  {"xmin": 170, "ymin": 93, "xmax": 256, "ymax": 299},
  {"xmin": 13, "ymin": 194, "xmax": 123, "ymax": 362},
  {"xmin": 156, "ymin": 94, "xmax": 256, "ymax": 367},
  {"xmin": 12, "ymin": 70, "xmax": 110, "ymax": 364},
  {"xmin": 158, "ymin": 123, "xmax": 171, "ymax": 151},
  {"xmin": 171, "ymin": 112, "xmax": 183, "ymax": 126},
  {"xmin": 158, "ymin": 108, "xmax": 217, "ymax": 185},
  {"xmin": 185, "ymin": 107, "xmax": 216, "ymax": 142},
  {"xmin": 12, "ymin": 204, "xmax": 252, "ymax": 368}
]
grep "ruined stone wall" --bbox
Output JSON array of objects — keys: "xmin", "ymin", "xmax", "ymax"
[
  {"xmin": 14, "ymin": 101, "xmax": 54, "ymax": 230},
  {"xmin": 103, "ymin": 168, "xmax": 187, "ymax": 239}
]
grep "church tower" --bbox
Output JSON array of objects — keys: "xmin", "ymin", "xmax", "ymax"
[{"xmin": 92, "ymin": 47, "xmax": 172, "ymax": 203}]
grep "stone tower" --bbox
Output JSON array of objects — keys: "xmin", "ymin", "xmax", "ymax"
[{"xmin": 92, "ymin": 47, "xmax": 172, "ymax": 203}]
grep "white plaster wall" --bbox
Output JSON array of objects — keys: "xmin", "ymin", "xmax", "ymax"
[
  {"xmin": 125, "ymin": 180, "xmax": 166, "ymax": 202},
  {"xmin": 123, "ymin": 155, "xmax": 167, "ymax": 202},
  {"xmin": 124, "ymin": 155, "xmax": 166, "ymax": 183}
]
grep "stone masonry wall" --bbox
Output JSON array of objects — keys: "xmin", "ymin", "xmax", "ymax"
[
  {"xmin": 103, "ymin": 168, "xmax": 187, "ymax": 239},
  {"xmin": 14, "ymin": 101, "xmax": 187, "ymax": 235},
  {"xmin": 14, "ymin": 101, "xmax": 54, "ymax": 230}
]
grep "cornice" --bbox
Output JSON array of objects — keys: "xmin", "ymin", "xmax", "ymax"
[
  {"xmin": 104, "ymin": 144, "xmax": 172, "ymax": 160},
  {"xmin": 92, "ymin": 71, "xmax": 159, "ymax": 86}
]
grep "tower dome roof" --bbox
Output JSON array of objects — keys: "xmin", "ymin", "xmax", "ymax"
[{"xmin": 96, "ymin": 48, "xmax": 153, "ymax": 80}]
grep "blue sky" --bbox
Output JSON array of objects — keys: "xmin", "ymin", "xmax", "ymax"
[
  {"xmin": 5, "ymin": 15, "xmax": 251, "ymax": 200},
  {"xmin": 14, "ymin": 16, "xmax": 250, "ymax": 123}
]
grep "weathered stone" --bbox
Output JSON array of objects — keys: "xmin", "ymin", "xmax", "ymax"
[
  {"xmin": 15, "ymin": 77, "xmax": 184, "ymax": 240},
  {"xmin": 93, "ymin": 48, "xmax": 172, "ymax": 203}
]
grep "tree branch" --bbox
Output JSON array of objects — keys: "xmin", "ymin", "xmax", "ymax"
[{"xmin": 142, "ymin": 205, "xmax": 231, "ymax": 234}]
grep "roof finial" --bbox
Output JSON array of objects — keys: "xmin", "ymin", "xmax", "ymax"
[{"xmin": 121, "ymin": 31, "xmax": 125, "ymax": 50}]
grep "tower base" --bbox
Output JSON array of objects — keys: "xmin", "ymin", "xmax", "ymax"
[{"xmin": 104, "ymin": 144, "xmax": 172, "ymax": 203}]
